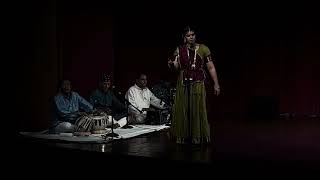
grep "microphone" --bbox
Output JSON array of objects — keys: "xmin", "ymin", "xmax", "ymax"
[
  {"xmin": 112, "ymin": 86, "xmax": 122, "ymax": 95},
  {"xmin": 112, "ymin": 86, "xmax": 126, "ymax": 104}
]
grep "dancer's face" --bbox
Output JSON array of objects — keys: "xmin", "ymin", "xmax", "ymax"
[{"xmin": 185, "ymin": 30, "xmax": 196, "ymax": 45}]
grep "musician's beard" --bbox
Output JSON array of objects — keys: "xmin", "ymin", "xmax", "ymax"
[{"xmin": 102, "ymin": 87, "xmax": 111, "ymax": 93}]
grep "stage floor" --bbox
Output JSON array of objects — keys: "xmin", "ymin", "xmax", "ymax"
[{"xmin": 13, "ymin": 118, "xmax": 320, "ymax": 174}]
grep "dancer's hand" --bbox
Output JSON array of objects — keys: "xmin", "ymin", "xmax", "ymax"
[
  {"xmin": 167, "ymin": 58, "xmax": 174, "ymax": 68},
  {"xmin": 214, "ymin": 84, "xmax": 220, "ymax": 96}
]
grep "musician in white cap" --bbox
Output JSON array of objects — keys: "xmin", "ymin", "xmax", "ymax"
[{"xmin": 90, "ymin": 74, "xmax": 127, "ymax": 128}]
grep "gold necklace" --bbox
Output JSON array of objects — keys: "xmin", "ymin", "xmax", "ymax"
[{"xmin": 187, "ymin": 44, "xmax": 199, "ymax": 69}]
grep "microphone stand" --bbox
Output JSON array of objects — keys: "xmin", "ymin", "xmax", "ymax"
[
  {"xmin": 122, "ymin": 98, "xmax": 143, "ymax": 129},
  {"xmin": 184, "ymin": 47, "xmax": 196, "ymax": 144},
  {"xmin": 112, "ymin": 87, "xmax": 134, "ymax": 129},
  {"xmin": 103, "ymin": 107, "xmax": 119, "ymax": 138},
  {"xmin": 184, "ymin": 77, "xmax": 192, "ymax": 144}
]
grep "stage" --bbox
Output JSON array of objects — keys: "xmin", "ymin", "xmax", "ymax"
[{"xmin": 14, "ymin": 118, "xmax": 320, "ymax": 175}]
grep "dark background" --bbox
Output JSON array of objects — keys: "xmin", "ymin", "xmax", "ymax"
[{"xmin": 11, "ymin": 1, "xmax": 320, "ymax": 131}]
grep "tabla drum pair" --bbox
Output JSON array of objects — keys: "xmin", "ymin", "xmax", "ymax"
[{"xmin": 74, "ymin": 114, "xmax": 108, "ymax": 135}]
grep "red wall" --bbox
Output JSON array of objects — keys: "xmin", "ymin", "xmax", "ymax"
[
  {"xmin": 15, "ymin": 1, "xmax": 320, "ymax": 131},
  {"xmin": 60, "ymin": 14, "xmax": 114, "ymax": 99}
]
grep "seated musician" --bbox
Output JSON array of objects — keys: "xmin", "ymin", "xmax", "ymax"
[
  {"xmin": 51, "ymin": 79, "xmax": 94, "ymax": 134},
  {"xmin": 89, "ymin": 74, "xmax": 127, "ymax": 128},
  {"xmin": 125, "ymin": 73, "xmax": 166, "ymax": 124}
]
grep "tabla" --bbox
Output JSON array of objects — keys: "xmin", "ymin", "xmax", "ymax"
[
  {"xmin": 74, "ymin": 115, "xmax": 93, "ymax": 133},
  {"xmin": 91, "ymin": 115, "xmax": 108, "ymax": 134},
  {"xmin": 74, "ymin": 113, "xmax": 108, "ymax": 135}
]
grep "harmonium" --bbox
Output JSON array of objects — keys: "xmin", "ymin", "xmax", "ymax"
[{"xmin": 144, "ymin": 108, "xmax": 171, "ymax": 125}]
